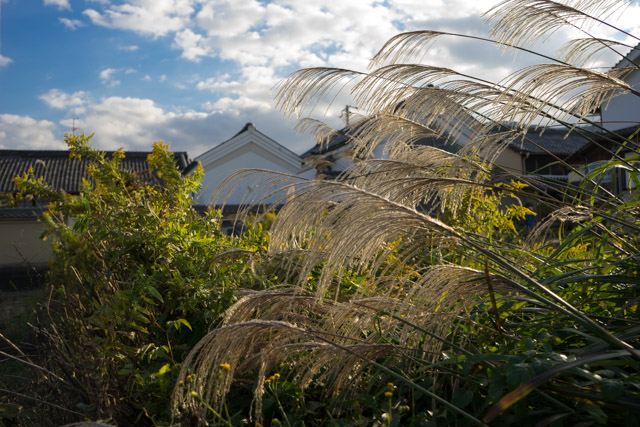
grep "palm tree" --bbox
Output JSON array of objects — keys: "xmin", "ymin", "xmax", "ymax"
[{"xmin": 173, "ymin": 1, "xmax": 640, "ymax": 425}]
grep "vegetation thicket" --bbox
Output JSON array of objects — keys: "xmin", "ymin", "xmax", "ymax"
[
  {"xmin": 171, "ymin": 0, "xmax": 640, "ymax": 425},
  {"xmin": 3, "ymin": 135, "xmax": 273, "ymax": 425},
  {"xmin": 1, "ymin": 0, "xmax": 640, "ymax": 425}
]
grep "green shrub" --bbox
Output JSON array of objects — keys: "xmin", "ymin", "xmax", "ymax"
[{"xmin": 12, "ymin": 134, "xmax": 269, "ymax": 425}]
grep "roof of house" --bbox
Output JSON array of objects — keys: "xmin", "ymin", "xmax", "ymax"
[
  {"xmin": 508, "ymin": 127, "xmax": 593, "ymax": 156},
  {"xmin": 195, "ymin": 122, "xmax": 302, "ymax": 171},
  {"xmin": 0, "ymin": 149, "xmax": 192, "ymax": 194},
  {"xmin": 612, "ymin": 43, "xmax": 640, "ymax": 69},
  {"xmin": 301, "ymin": 131, "xmax": 351, "ymax": 158},
  {"xmin": 304, "ymin": 121, "xmax": 612, "ymax": 164},
  {"xmin": 0, "ymin": 207, "xmax": 48, "ymax": 219},
  {"xmin": 301, "ymin": 126, "xmax": 460, "ymax": 159}
]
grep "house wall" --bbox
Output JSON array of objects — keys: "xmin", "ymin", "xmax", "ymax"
[
  {"xmin": 196, "ymin": 142, "xmax": 301, "ymax": 206},
  {"xmin": 601, "ymin": 68, "xmax": 640, "ymax": 131},
  {"xmin": 494, "ymin": 148, "xmax": 524, "ymax": 175},
  {"xmin": 0, "ymin": 218, "xmax": 51, "ymax": 267}
]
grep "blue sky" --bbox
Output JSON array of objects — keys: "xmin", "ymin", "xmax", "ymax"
[{"xmin": 1, "ymin": 0, "xmax": 639, "ymax": 157}]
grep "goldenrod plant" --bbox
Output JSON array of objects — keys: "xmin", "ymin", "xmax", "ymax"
[{"xmin": 6, "ymin": 134, "xmax": 274, "ymax": 425}]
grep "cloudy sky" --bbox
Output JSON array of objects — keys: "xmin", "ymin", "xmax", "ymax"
[{"xmin": 1, "ymin": 0, "xmax": 639, "ymax": 157}]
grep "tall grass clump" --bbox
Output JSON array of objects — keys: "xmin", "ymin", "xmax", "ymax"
[{"xmin": 174, "ymin": 0, "xmax": 640, "ymax": 425}]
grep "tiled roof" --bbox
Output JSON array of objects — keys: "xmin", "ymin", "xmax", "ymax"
[
  {"xmin": 301, "ymin": 128, "xmax": 458, "ymax": 158},
  {"xmin": 0, "ymin": 150, "xmax": 192, "ymax": 194},
  {"xmin": 508, "ymin": 127, "xmax": 592, "ymax": 156},
  {"xmin": 0, "ymin": 207, "xmax": 47, "ymax": 218},
  {"xmin": 303, "ymin": 124, "xmax": 607, "ymax": 160}
]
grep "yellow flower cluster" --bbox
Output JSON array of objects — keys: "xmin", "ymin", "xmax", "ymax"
[
  {"xmin": 265, "ymin": 373, "xmax": 281, "ymax": 384},
  {"xmin": 384, "ymin": 382, "xmax": 394, "ymax": 397}
]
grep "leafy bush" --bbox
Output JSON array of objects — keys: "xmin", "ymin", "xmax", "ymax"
[{"xmin": 11, "ymin": 134, "xmax": 270, "ymax": 425}]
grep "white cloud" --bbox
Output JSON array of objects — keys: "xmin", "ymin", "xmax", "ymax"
[
  {"xmin": 0, "ymin": 54, "xmax": 12, "ymax": 67},
  {"xmin": 197, "ymin": 73, "xmax": 242, "ymax": 93},
  {"xmin": 59, "ymin": 17, "xmax": 85, "ymax": 30},
  {"xmin": 0, "ymin": 93, "xmax": 312, "ymax": 155},
  {"xmin": 0, "ymin": 115, "xmax": 66, "ymax": 150},
  {"xmin": 195, "ymin": 0, "xmax": 266, "ymax": 38},
  {"xmin": 19, "ymin": 0, "xmax": 640, "ymax": 157},
  {"xmin": 64, "ymin": 96, "xmax": 306, "ymax": 154},
  {"xmin": 174, "ymin": 29, "xmax": 211, "ymax": 61},
  {"xmin": 79, "ymin": 97, "xmax": 170, "ymax": 150},
  {"xmin": 43, "ymin": 0, "xmax": 71, "ymax": 10},
  {"xmin": 83, "ymin": 0, "xmax": 196, "ymax": 38},
  {"xmin": 99, "ymin": 68, "xmax": 122, "ymax": 87},
  {"xmin": 119, "ymin": 45, "xmax": 139, "ymax": 52},
  {"xmin": 39, "ymin": 89, "xmax": 89, "ymax": 109}
]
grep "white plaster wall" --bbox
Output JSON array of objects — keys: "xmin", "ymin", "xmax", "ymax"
[
  {"xmin": 495, "ymin": 148, "xmax": 524, "ymax": 175},
  {"xmin": 601, "ymin": 69, "xmax": 640, "ymax": 131},
  {"xmin": 197, "ymin": 148, "xmax": 300, "ymax": 205},
  {"xmin": 0, "ymin": 219, "xmax": 51, "ymax": 266}
]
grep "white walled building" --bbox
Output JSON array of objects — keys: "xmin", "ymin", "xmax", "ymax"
[
  {"xmin": 193, "ymin": 123, "xmax": 303, "ymax": 206},
  {"xmin": 601, "ymin": 45, "xmax": 640, "ymax": 132}
]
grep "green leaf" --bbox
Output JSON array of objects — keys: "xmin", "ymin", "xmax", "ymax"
[
  {"xmin": 167, "ymin": 318, "xmax": 194, "ymax": 332},
  {"xmin": 175, "ymin": 318, "xmax": 193, "ymax": 331},
  {"xmin": 600, "ymin": 379, "xmax": 623, "ymax": 400},
  {"xmin": 147, "ymin": 285, "xmax": 164, "ymax": 303},
  {"xmin": 506, "ymin": 363, "xmax": 533, "ymax": 387},
  {"xmin": 488, "ymin": 378, "xmax": 505, "ymax": 402},
  {"xmin": 583, "ymin": 404, "xmax": 608, "ymax": 425},
  {"xmin": 452, "ymin": 388, "xmax": 474, "ymax": 408}
]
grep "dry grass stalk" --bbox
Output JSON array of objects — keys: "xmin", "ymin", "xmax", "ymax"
[{"xmin": 176, "ymin": 1, "xmax": 640, "ymax": 423}]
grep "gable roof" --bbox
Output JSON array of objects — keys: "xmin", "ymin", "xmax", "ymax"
[
  {"xmin": 612, "ymin": 43, "xmax": 640, "ymax": 69},
  {"xmin": 195, "ymin": 122, "xmax": 302, "ymax": 171},
  {"xmin": 0, "ymin": 149, "xmax": 191, "ymax": 194}
]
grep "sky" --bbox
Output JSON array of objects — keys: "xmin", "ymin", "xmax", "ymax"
[{"xmin": 1, "ymin": 0, "xmax": 640, "ymax": 158}]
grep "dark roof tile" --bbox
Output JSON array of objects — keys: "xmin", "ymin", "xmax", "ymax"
[
  {"xmin": 0, "ymin": 150, "xmax": 190, "ymax": 193},
  {"xmin": 0, "ymin": 207, "xmax": 47, "ymax": 218},
  {"xmin": 508, "ymin": 128, "xmax": 592, "ymax": 156}
]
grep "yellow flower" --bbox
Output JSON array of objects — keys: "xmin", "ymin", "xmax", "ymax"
[
  {"xmin": 384, "ymin": 391, "xmax": 393, "ymax": 397},
  {"xmin": 274, "ymin": 373, "xmax": 281, "ymax": 379},
  {"xmin": 387, "ymin": 382, "xmax": 394, "ymax": 388},
  {"xmin": 220, "ymin": 363, "xmax": 231, "ymax": 371}
]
